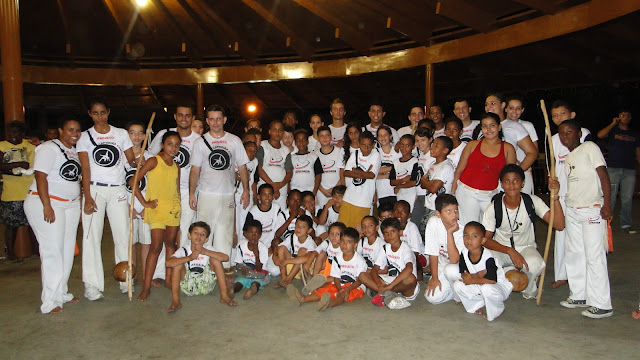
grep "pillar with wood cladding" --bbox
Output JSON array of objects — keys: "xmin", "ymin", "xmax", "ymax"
[
  {"xmin": 0, "ymin": 0, "xmax": 24, "ymax": 125},
  {"xmin": 425, "ymin": 63, "xmax": 434, "ymax": 112}
]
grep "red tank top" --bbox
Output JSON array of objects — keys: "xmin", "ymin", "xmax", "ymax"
[{"xmin": 459, "ymin": 140, "xmax": 505, "ymax": 191}]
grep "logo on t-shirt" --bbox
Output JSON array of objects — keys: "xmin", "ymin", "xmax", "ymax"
[
  {"xmin": 294, "ymin": 160, "xmax": 310, "ymax": 171},
  {"xmin": 125, "ymin": 169, "xmax": 146, "ymax": 192},
  {"xmin": 174, "ymin": 146, "xmax": 190, "ymax": 168},
  {"xmin": 92, "ymin": 144, "xmax": 119, "ymax": 167},
  {"xmin": 209, "ymin": 148, "xmax": 231, "ymax": 170},
  {"xmin": 352, "ymin": 165, "xmax": 366, "ymax": 186},
  {"xmin": 59, "ymin": 160, "xmax": 80, "ymax": 182}
]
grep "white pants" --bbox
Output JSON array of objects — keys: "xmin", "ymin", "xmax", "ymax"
[
  {"xmin": 455, "ymin": 181, "xmax": 497, "ymax": 227},
  {"xmin": 24, "ymin": 195, "xmax": 81, "ymax": 314},
  {"xmin": 234, "ymin": 191, "xmax": 252, "ymax": 242},
  {"xmin": 82, "ymin": 185, "xmax": 130, "ymax": 293},
  {"xmin": 132, "ymin": 217, "xmax": 165, "ymax": 279},
  {"xmin": 197, "ymin": 192, "xmax": 235, "ymax": 268},
  {"xmin": 453, "ymin": 280, "xmax": 512, "ymax": 321},
  {"xmin": 179, "ymin": 191, "xmax": 196, "ymax": 248},
  {"xmin": 425, "ymin": 264, "xmax": 461, "ymax": 304},
  {"xmin": 493, "ymin": 246, "xmax": 544, "ymax": 297},
  {"xmin": 553, "ymin": 197, "xmax": 568, "ymax": 281},
  {"xmin": 565, "ymin": 206, "xmax": 612, "ymax": 310}
]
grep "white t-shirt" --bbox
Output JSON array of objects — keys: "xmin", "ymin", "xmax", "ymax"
[
  {"xmin": 501, "ymin": 120, "xmax": 530, "ymax": 164},
  {"xmin": 308, "ymin": 136, "xmax": 321, "ymax": 153},
  {"xmin": 190, "ymin": 132, "xmax": 249, "ymax": 195},
  {"xmin": 518, "ymin": 120, "xmax": 538, "ymax": 143},
  {"xmin": 565, "ymin": 141, "xmax": 606, "ymax": 208},
  {"xmin": 236, "ymin": 158, "xmax": 258, "ymax": 199},
  {"xmin": 172, "ymin": 242, "xmax": 216, "ymax": 273},
  {"xmin": 321, "ymin": 204, "xmax": 340, "ymax": 229},
  {"xmin": 330, "ymin": 252, "xmax": 368, "ymax": 289},
  {"xmin": 279, "ymin": 208, "xmax": 317, "ymax": 239},
  {"xmin": 76, "ymin": 126, "xmax": 133, "ymax": 185},
  {"xmin": 329, "ymin": 124, "xmax": 347, "ymax": 146},
  {"xmin": 357, "ymin": 236, "xmax": 385, "ymax": 269},
  {"xmin": 400, "ymin": 220, "xmax": 423, "ymax": 254},
  {"xmin": 150, "ymin": 128, "xmax": 200, "ymax": 190},
  {"xmin": 416, "ymin": 150, "xmax": 435, "ymax": 196},
  {"xmin": 433, "ymin": 128, "xmax": 446, "ymax": 138},
  {"xmin": 397, "ymin": 126, "xmax": 413, "ymax": 137},
  {"xmin": 257, "ymin": 140, "xmax": 292, "ymax": 185},
  {"xmin": 315, "ymin": 146, "xmax": 345, "ymax": 189},
  {"xmin": 234, "ymin": 239, "xmax": 269, "ymax": 268},
  {"xmin": 424, "ymin": 217, "xmax": 464, "ymax": 266},
  {"xmin": 482, "ymin": 194, "xmax": 549, "ymax": 249},
  {"xmin": 245, "ymin": 203, "xmax": 285, "ymax": 246},
  {"xmin": 124, "ymin": 150, "xmax": 152, "ymax": 214},
  {"xmin": 343, "ymin": 149, "xmax": 381, "ymax": 208},
  {"xmin": 364, "ymin": 123, "xmax": 399, "ymax": 145},
  {"xmin": 458, "ymin": 247, "xmax": 508, "ymax": 285},
  {"xmin": 279, "ymin": 233, "xmax": 317, "ymax": 257},
  {"xmin": 30, "ymin": 140, "xmax": 81, "ymax": 200},
  {"xmin": 424, "ymin": 159, "xmax": 455, "ymax": 211},
  {"xmin": 290, "ymin": 152, "xmax": 318, "ymax": 192},
  {"xmin": 389, "ymin": 157, "xmax": 420, "ymax": 207},
  {"xmin": 374, "ymin": 242, "xmax": 417, "ymax": 278},
  {"xmin": 460, "ymin": 120, "xmax": 480, "ymax": 142},
  {"xmin": 447, "ymin": 142, "xmax": 467, "ymax": 169},
  {"xmin": 316, "ymin": 239, "xmax": 343, "ymax": 265},
  {"xmin": 376, "ymin": 147, "xmax": 401, "ymax": 199},
  {"xmin": 552, "ymin": 128, "xmax": 591, "ymax": 197}
]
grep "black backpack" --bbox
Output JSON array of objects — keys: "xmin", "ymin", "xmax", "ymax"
[{"xmin": 491, "ymin": 191, "xmax": 536, "ymax": 233}]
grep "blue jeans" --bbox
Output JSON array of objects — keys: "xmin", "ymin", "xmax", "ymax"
[{"xmin": 607, "ymin": 167, "xmax": 636, "ymax": 228}]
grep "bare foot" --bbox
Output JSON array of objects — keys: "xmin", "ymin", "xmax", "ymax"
[
  {"xmin": 220, "ymin": 297, "xmax": 237, "ymax": 307},
  {"xmin": 549, "ymin": 280, "xmax": 568, "ymax": 289},
  {"xmin": 454, "ymin": 301, "xmax": 462, "ymax": 306},
  {"xmin": 632, "ymin": 310, "xmax": 640, "ymax": 320},
  {"xmin": 273, "ymin": 281, "xmax": 286, "ymax": 289},
  {"xmin": 137, "ymin": 289, "xmax": 150, "ymax": 301},
  {"xmin": 49, "ymin": 307, "xmax": 63, "ymax": 314},
  {"xmin": 244, "ymin": 283, "xmax": 259, "ymax": 300},
  {"xmin": 68, "ymin": 297, "xmax": 79, "ymax": 304},
  {"xmin": 475, "ymin": 307, "xmax": 485, "ymax": 316},
  {"xmin": 164, "ymin": 280, "xmax": 171, "ymax": 289},
  {"xmin": 228, "ymin": 284, "xmax": 236, "ymax": 299},
  {"xmin": 151, "ymin": 279, "xmax": 163, "ymax": 288},
  {"xmin": 167, "ymin": 302, "xmax": 182, "ymax": 313},
  {"xmin": 302, "ymin": 267, "xmax": 312, "ymax": 281}
]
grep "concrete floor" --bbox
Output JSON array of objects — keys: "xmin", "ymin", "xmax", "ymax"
[{"xmin": 1, "ymin": 203, "xmax": 639, "ymax": 360}]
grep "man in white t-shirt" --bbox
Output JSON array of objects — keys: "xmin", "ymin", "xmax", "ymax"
[
  {"xmin": 78, "ymin": 97, "xmax": 136, "ymax": 300},
  {"xmin": 453, "ymin": 99, "xmax": 480, "ymax": 142},
  {"xmin": 257, "ymin": 120, "xmax": 292, "ymax": 209},
  {"xmin": 398, "ymin": 105, "xmax": 425, "ymax": 137},
  {"xmin": 363, "ymin": 102, "xmax": 399, "ymax": 144},
  {"xmin": 189, "ymin": 105, "xmax": 250, "ymax": 269},
  {"xmin": 149, "ymin": 104, "xmax": 201, "ymax": 248},
  {"xmin": 430, "ymin": 105, "xmax": 446, "ymax": 138},
  {"xmin": 328, "ymin": 98, "xmax": 347, "ymax": 147}
]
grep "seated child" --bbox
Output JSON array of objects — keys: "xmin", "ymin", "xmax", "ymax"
[
  {"xmin": 245, "ymin": 183, "xmax": 285, "ymax": 249},
  {"xmin": 448, "ymin": 221, "xmax": 513, "ymax": 321},
  {"xmin": 304, "ymin": 222, "xmax": 347, "ymax": 295},
  {"xmin": 166, "ymin": 222, "xmax": 236, "ymax": 313},
  {"xmin": 360, "ymin": 218, "xmax": 419, "ymax": 309},
  {"xmin": 273, "ymin": 215, "xmax": 317, "ymax": 288},
  {"xmin": 317, "ymin": 185, "xmax": 346, "ymax": 240},
  {"xmin": 357, "ymin": 215, "xmax": 384, "ymax": 272},
  {"xmin": 394, "ymin": 200, "xmax": 426, "ymax": 280},
  {"xmin": 377, "ymin": 201, "xmax": 395, "ymax": 239},
  {"xmin": 423, "ymin": 194, "xmax": 464, "ymax": 304},
  {"xmin": 229, "ymin": 219, "xmax": 272, "ymax": 300},
  {"xmin": 286, "ymin": 227, "xmax": 368, "ymax": 311},
  {"xmin": 275, "ymin": 189, "xmax": 303, "ymax": 241},
  {"xmin": 301, "ymin": 190, "xmax": 322, "ymax": 243}
]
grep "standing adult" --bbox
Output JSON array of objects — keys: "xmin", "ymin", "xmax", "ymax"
[
  {"xmin": 328, "ymin": 98, "xmax": 347, "ymax": 147},
  {"xmin": 24, "ymin": 119, "xmax": 82, "ymax": 313},
  {"xmin": 397, "ymin": 105, "xmax": 425, "ymax": 137},
  {"xmin": 363, "ymin": 101, "xmax": 399, "ymax": 144},
  {"xmin": 597, "ymin": 109, "xmax": 639, "ymax": 234},
  {"xmin": 149, "ymin": 104, "xmax": 201, "ymax": 247},
  {"xmin": 429, "ymin": 105, "xmax": 446, "ymax": 138},
  {"xmin": 77, "ymin": 97, "xmax": 136, "ymax": 300},
  {"xmin": 453, "ymin": 99, "xmax": 480, "ymax": 142},
  {"xmin": 189, "ymin": 105, "xmax": 250, "ymax": 269}
]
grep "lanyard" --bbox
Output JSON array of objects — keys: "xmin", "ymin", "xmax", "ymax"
[{"xmin": 504, "ymin": 200, "xmax": 520, "ymax": 248}]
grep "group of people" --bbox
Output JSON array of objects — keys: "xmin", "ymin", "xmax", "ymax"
[{"xmin": 8, "ymin": 94, "xmax": 636, "ymax": 320}]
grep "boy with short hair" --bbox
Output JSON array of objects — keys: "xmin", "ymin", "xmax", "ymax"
[
  {"xmin": 338, "ymin": 131, "xmax": 381, "ymax": 228},
  {"xmin": 245, "ymin": 184, "xmax": 285, "ymax": 249},
  {"xmin": 413, "ymin": 127, "xmax": 435, "ymax": 238},
  {"xmin": 167, "ymin": 221, "xmax": 236, "ymax": 313},
  {"xmin": 317, "ymin": 185, "xmax": 346, "ymax": 240},
  {"xmin": 314, "ymin": 126, "xmax": 345, "ymax": 209},
  {"xmin": 389, "ymin": 135, "xmax": 420, "ymax": 211},
  {"xmin": 257, "ymin": 120, "xmax": 292, "ymax": 209},
  {"xmin": 424, "ymin": 194, "xmax": 464, "ymax": 304},
  {"xmin": 235, "ymin": 140, "xmax": 259, "ymax": 244},
  {"xmin": 274, "ymin": 189, "xmax": 303, "ymax": 241},
  {"xmin": 377, "ymin": 201, "xmax": 395, "ymax": 239},
  {"xmin": 394, "ymin": 200, "xmax": 426, "ymax": 280},
  {"xmin": 443, "ymin": 117, "xmax": 467, "ymax": 168},
  {"xmin": 282, "ymin": 126, "xmax": 296, "ymax": 154},
  {"xmin": 420, "ymin": 136, "xmax": 454, "ymax": 223},
  {"xmin": 229, "ymin": 219, "xmax": 271, "ymax": 300},
  {"xmin": 360, "ymin": 218, "xmax": 419, "ymax": 309},
  {"xmin": 287, "ymin": 227, "xmax": 368, "ymax": 311},
  {"xmin": 290, "ymin": 129, "xmax": 319, "ymax": 193},
  {"xmin": 306, "ymin": 222, "xmax": 347, "ymax": 293},
  {"xmin": 453, "ymin": 98, "xmax": 480, "ymax": 142},
  {"xmin": 450, "ymin": 221, "xmax": 513, "ymax": 321},
  {"xmin": 273, "ymin": 215, "xmax": 317, "ymax": 288}
]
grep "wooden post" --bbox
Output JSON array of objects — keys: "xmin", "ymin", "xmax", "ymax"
[
  {"xmin": 0, "ymin": 0, "xmax": 24, "ymax": 128},
  {"xmin": 425, "ymin": 63, "xmax": 434, "ymax": 111},
  {"xmin": 196, "ymin": 83, "xmax": 204, "ymax": 120}
]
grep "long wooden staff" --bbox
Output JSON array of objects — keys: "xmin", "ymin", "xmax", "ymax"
[
  {"xmin": 537, "ymin": 100, "xmax": 555, "ymax": 305},
  {"xmin": 128, "ymin": 112, "xmax": 156, "ymax": 300}
]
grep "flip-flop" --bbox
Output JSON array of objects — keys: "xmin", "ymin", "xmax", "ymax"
[
  {"xmin": 302, "ymin": 274, "xmax": 326, "ymax": 295},
  {"xmin": 318, "ymin": 293, "xmax": 331, "ymax": 312}
]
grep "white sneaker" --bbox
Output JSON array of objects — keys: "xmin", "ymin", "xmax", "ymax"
[
  {"xmin": 387, "ymin": 296, "xmax": 411, "ymax": 310},
  {"xmin": 120, "ymin": 283, "xmax": 133, "ymax": 294},
  {"xmin": 84, "ymin": 287, "xmax": 104, "ymax": 301}
]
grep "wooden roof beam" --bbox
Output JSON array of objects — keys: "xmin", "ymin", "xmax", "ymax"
[
  {"xmin": 55, "ymin": 0, "xmax": 76, "ymax": 66},
  {"xmin": 239, "ymin": 0, "xmax": 314, "ymax": 62},
  {"xmin": 292, "ymin": 0, "xmax": 372, "ymax": 55},
  {"xmin": 174, "ymin": 0, "xmax": 228, "ymax": 55},
  {"xmin": 434, "ymin": 0, "xmax": 495, "ymax": 33},
  {"xmin": 149, "ymin": 0, "xmax": 202, "ymax": 68},
  {"xmin": 510, "ymin": 0, "xmax": 559, "ymax": 14}
]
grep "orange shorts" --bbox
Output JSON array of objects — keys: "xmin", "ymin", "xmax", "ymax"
[
  {"xmin": 313, "ymin": 283, "xmax": 365, "ymax": 302},
  {"xmin": 319, "ymin": 258, "xmax": 332, "ymax": 278}
]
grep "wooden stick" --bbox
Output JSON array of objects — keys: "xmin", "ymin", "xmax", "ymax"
[
  {"xmin": 299, "ymin": 264, "xmax": 307, "ymax": 287},
  {"xmin": 537, "ymin": 100, "xmax": 555, "ymax": 305},
  {"xmin": 128, "ymin": 112, "xmax": 156, "ymax": 300}
]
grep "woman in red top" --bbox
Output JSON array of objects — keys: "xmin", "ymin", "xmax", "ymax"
[{"xmin": 452, "ymin": 112, "xmax": 516, "ymax": 226}]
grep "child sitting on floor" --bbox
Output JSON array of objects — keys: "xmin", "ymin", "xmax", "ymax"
[
  {"xmin": 394, "ymin": 200, "xmax": 426, "ymax": 280},
  {"xmin": 245, "ymin": 183, "xmax": 285, "ymax": 249},
  {"xmin": 166, "ymin": 222, "xmax": 235, "ymax": 313},
  {"xmin": 317, "ymin": 185, "xmax": 345, "ymax": 240},
  {"xmin": 228, "ymin": 219, "xmax": 271, "ymax": 300},
  {"xmin": 304, "ymin": 222, "xmax": 347, "ymax": 295},
  {"xmin": 273, "ymin": 215, "xmax": 317, "ymax": 288},
  {"xmin": 287, "ymin": 227, "xmax": 368, "ymax": 311},
  {"xmin": 357, "ymin": 215, "xmax": 384, "ymax": 272},
  {"xmin": 449, "ymin": 221, "xmax": 513, "ymax": 321}
]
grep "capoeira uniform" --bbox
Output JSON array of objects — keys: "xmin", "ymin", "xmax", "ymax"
[
  {"xmin": 518, "ymin": 119, "xmax": 539, "ymax": 194},
  {"xmin": 446, "ymin": 142, "xmax": 466, "ymax": 169},
  {"xmin": 315, "ymin": 239, "xmax": 343, "ymax": 276},
  {"xmin": 564, "ymin": 141, "xmax": 612, "ymax": 311},
  {"xmin": 551, "ymin": 128, "xmax": 590, "ymax": 283},
  {"xmin": 423, "ymin": 158, "xmax": 454, "ymax": 220},
  {"xmin": 257, "ymin": 140, "xmax": 291, "ymax": 209},
  {"xmin": 389, "ymin": 156, "xmax": 420, "ymax": 211},
  {"xmin": 77, "ymin": 126, "xmax": 133, "ymax": 297},
  {"xmin": 412, "ymin": 150, "xmax": 434, "ymax": 236},
  {"xmin": 245, "ymin": 203, "xmax": 285, "ymax": 247},
  {"xmin": 338, "ymin": 149, "xmax": 381, "ymax": 229},
  {"xmin": 173, "ymin": 242, "xmax": 218, "ymax": 296},
  {"xmin": 452, "ymin": 247, "xmax": 513, "ymax": 321},
  {"xmin": 424, "ymin": 217, "xmax": 464, "ymax": 304},
  {"xmin": 501, "ymin": 120, "xmax": 534, "ymax": 194},
  {"xmin": 363, "ymin": 123, "xmax": 399, "ymax": 145},
  {"xmin": 460, "ymin": 120, "xmax": 480, "ymax": 143},
  {"xmin": 376, "ymin": 146, "xmax": 401, "ymax": 206},
  {"xmin": 373, "ymin": 242, "xmax": 420, "ymax": 300},
  {"xmin": 290, "ymin": 151, "xmax": 318, "ymax": 192},
  {"xmin": 313, "ymin": 252, "xmax": 367, "ymax": 302},
  {"xmin": 190, "ymin": 131, "xmax": 249, "ymax": 268},
  {"xmin": 329, "ymin": 124, "xmax": 347, "ymax": 146},
  {"xmin": 24, "ymin": 140, "xmax": 81, "ymax": 313},
  {"xmin": 234, "ymin": 157, "xmax": 258, "ymax": 247},
  {"xmin": 314, "ymin": 146, "xmax": 345, "ymax": 209},
  {"xmin": 233, "ymin": 239, "xmax": 271, "ymax": 288},
  {"xmin": 482, "ymin": 194, "xmax": 549, "ymax": 298},
  {"xmin": 149, "ymin": 128, "xmax": 200, "ymax": 248},
  {"xmin": 357, "ymin": 236, "xmax": 384, "ymax": 269}
]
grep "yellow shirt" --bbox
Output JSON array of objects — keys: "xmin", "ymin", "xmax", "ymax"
[
  {"xmin": 0, "ymin": 139, "xmax": 35, "ymax": 202},
  {"xmin": 144, "ymin": 155, "xmax": 181, "ymax": 226}
]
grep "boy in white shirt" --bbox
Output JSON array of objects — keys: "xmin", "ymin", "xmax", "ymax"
[
  {"xmin": 394, "ymin": 200, "xmax": 426, "ymax": 280},
  {"xmin": 389, "ymin": 135, "xmax": 420, "ymax": 211},
  {"xmin": 290, "ymin": 129, "xmax": 319, "ymax": 192},
  {"xmin": 314, "ymin": 126, "xmax": 345, "ymax": 209},
  {"xmin": 229, "ymin": 219, "xmax": 271, "ymax": 300},
  {"xmin": 317, "ymin": 185, "xmax": 345, "ymax": 240},
  {"xmin": 357, "ymin": 215, "xmax": 385, "ymax": 272},
  {"xmin": 257, "ymin": 120, "xmax": 292, "ymax": 209},
  {"xmin": 234, "ymin": 140, "xmax": 259, "ymax": 246},
  {"xmin": 338, "ymin": 131, "xmax": 381, "ymax": 229},
  {"xmin": 420, "ymin": 136, "xmax": 454, "ymax": 225},
  {"xmin": 273, "ymin": 215, "xmax": 317, "ymax": 288},
  {"xmin": 304, "ymin": 222, "xmax": 346, "ymax": 295},
  {"xmin": 443, "ymin": 117, "xmax": 467, "ymax": 169},
  {"xmin": 244, "ymin": 184, "xmax": 285, "ymax": 249}
]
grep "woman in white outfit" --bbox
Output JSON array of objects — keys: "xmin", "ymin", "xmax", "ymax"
[{"xmin": 24, "ymin": 119, "xmax": 82, "ymax": 314}]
